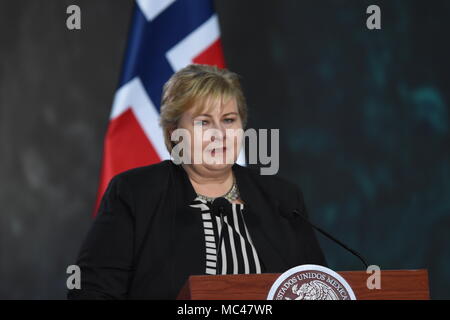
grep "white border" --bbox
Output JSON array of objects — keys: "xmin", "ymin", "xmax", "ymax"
[{"xmin": 266, "ymin": 264, "xmax": 357, "ymax": 300}]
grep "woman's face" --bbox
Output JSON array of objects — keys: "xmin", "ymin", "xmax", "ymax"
[{"xmin": 175, "ymin": 96, "xmax": 243, "ymax": 172}]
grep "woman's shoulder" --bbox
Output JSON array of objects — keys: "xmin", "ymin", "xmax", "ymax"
[
  {"xmin": 233, "ymin": 164, "xmax": 307, "ymax": 220},
  {"xmin": 233, "ymin": 164, "xmax": 300, "ymax": 196},
  {"xmin": 112, "ymin": 160, "xmax": 173, "ymax": 188}
]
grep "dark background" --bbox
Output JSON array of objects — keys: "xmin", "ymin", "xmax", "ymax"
[{"xmin": 0, "ymin": 0, "xmax": 449, "ymax": 299}]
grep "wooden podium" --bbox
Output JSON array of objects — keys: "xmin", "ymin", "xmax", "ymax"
[{"xmin": 177, "ymin": 270, "xmax": 430, "ymax": 300}]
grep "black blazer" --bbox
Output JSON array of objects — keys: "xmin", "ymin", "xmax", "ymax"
[{"xmin": 68, "ymin": 160, "xmax": 326, "ymax": 299}]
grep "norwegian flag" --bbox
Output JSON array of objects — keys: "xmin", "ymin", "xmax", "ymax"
[{"xmin": 94, "ymin": 0, "xmax": 230, "ymax": 216}]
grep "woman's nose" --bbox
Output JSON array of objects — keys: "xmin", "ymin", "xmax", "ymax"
[{"xmin": 210, "ymin": 121, "xmax": 226, "ymax": 138}]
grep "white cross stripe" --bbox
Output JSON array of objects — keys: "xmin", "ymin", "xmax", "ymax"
[
  {"xmin": 110, "ymin": 78, "xmax": 170, "ymax": 161},
  {"xmin": 136, "ymin": 0, "xmax": 176, "ymax": 22},
  {"xmin": 166, "ymin": 14, "xmax": 220, "ymax": 72}
]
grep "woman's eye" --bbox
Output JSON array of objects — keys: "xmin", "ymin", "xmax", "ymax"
[
  {"xmin": 224, "ymin": 118, "xmax": 235, "ymax": 124},
  {"xmin": 194, "ymin": 120, "xmax": 208, "ymax": 126}
]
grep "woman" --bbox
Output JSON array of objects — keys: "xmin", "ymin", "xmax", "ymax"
[{"xmin": 68, "ymin": 64, "xmax": 326, "ymax": 300}]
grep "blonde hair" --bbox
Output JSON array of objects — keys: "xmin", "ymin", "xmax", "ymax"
[{"xmin": 159, "ymin": 64, "xmax": 248, "ymax": 152}]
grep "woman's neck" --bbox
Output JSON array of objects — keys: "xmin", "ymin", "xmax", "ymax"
[{"xmin": 182, "ymin": 164, "xmax": 234, "ymax": 198}]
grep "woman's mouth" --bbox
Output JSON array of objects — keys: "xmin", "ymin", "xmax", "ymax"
[{"xmin": 211, "ymin": 147, "xmax": 226, "ymax": 156}]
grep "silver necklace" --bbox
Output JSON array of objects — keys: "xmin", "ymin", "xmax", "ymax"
[{"xmin": 197, "ymin": 176, "xmax": 240, "ymax": 203}]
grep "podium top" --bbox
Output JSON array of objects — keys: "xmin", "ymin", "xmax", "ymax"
[{"xmin": 177, "ymin": 269, "xmax": 429, "ymax": 300}]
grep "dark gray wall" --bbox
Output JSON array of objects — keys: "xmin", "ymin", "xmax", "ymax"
[
  {"xmin": 217, "ymin": 0, "xmax": 450, "ymax": 299},
  {"xmin": 1, "ymin": 0, "xmax": 449, "ymax": 299},
  {"xmin": 0, "ymin": 0, "xmax": 133, "ymax": 299}
]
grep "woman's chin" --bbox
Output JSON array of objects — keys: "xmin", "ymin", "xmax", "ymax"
[{"xmin": 202, "ymin": 162, "xmax": 233, "ymax": 172}]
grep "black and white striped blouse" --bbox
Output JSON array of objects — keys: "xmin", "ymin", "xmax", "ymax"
[{"xmin": 190, "ymin": 196, "xmax": 262, "ymax": 275}]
